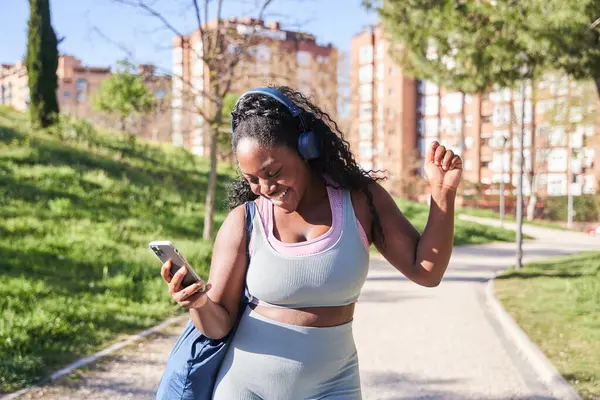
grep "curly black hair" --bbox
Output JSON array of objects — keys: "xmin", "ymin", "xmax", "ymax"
[{"xmin": 228, "ymin": 85, "xmax": 386, "ymax": 244}]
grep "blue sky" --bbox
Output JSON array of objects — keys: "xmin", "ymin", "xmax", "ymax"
[{"xmin": 1, "ymin": 0, "xmax": 378, "ymax": 72}]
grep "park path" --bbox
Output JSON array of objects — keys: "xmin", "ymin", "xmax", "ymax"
[{"xmin": 14, "ymin": 216, "xmax": 598, "ymax": 399}]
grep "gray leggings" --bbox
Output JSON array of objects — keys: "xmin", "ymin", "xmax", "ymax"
[{"xmin": 212, "ymin": 307, "xmax": 362, "ymax": 399}]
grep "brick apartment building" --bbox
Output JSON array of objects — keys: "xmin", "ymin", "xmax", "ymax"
[
  {"xmin": 350, "ymin": 25, "xmax": 600, "ymax": 198},
  {"xmin": 0, "ymin": 55, "xmax": 172, "ymax": 142},
  {"xmin": 172, "ymin": 18, "xmax": 338, "ymax": 156},
  {"xmin": 0, "ymin": 55, "xmax": 110, "ymax": 115}
]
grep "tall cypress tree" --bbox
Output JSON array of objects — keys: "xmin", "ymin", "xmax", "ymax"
[{"xmin": 26, "ymin": 0, "xmax": 59, "ymax": 128}]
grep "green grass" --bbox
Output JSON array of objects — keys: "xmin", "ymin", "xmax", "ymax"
[
  {"xmin": 396, "ymin": 198, "xmax": 517, "ymax": 246},
  {"xmin": 0, "ymin": 107, "xmax": 236, "ymax": 393},
  {"xmin": 456, "ymin": 205, "xmax": 568, "ymax": 231},
  {"xmin": 0, "ymin": 106, "xmax": 517, "ymax": 393},
  {"xmin": 495, "ymin": 252, "xmax": 600, "ymax": 399}
]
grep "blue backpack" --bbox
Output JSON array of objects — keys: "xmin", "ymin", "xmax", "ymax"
[{"xmin": 155, "ymin": 201, "xmax": 256, "ymax": 400}]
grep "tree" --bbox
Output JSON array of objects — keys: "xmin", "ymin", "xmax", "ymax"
[
  {"xmin": 26, "ymin": 0, "xmax": 60, "ymax": 128},
  {"xmin": 366, "ymin": 0, "xmax": 600, "ymax": 95},
  {"xmin": 111, "ymin": 0, "xmax": 283, "ymax": 240},
  {"xmin": 93, "ymin": 60, "xmax": 155, "ymax": 133},
  {"xmin": 215, "ymin": 93, "xmax": 240, "ymax": 161}
]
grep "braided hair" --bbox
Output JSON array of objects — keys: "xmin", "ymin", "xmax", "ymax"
[{"xmin": 228, "ymin": 85, "xmax": 386, "ymax": 244}]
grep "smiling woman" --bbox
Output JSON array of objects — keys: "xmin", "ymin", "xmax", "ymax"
[{"xmin": 159, "ymin": 85, "xmax": 464, "ymax": 399}]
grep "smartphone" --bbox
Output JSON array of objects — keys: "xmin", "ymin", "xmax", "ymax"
[{"xmin": 149, "ymin": 241, "xmax": 204, "ymax": 290}]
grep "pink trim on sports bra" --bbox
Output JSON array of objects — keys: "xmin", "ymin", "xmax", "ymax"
[{"xmin": 251, "ymin": 186, "xmax": 369, "ymax": 257}]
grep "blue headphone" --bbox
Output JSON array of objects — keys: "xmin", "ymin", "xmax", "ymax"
[{"xmin": 231, "ymin": 87, "xmax": 321, "ymax": 160}]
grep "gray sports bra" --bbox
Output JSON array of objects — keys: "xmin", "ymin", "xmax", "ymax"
[{"xmin": 246, "ymin": 190, "xmax": 370, "ymax": 308}]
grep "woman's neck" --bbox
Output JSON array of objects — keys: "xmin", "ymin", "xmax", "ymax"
[{"xmin": 296, "ymin": 174, "xmax": 328, "ymax": 215}]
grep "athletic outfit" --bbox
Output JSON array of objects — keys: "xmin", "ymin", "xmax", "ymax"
[{"xmin": 212, "ymin": 186, "xmax": 370, "ymax": 399}]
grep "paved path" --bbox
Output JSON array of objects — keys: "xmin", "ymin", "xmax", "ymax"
[
  {"xmin": 354, "ymin": 217, "xmax": 598, "ymax": 400},
  {"xmin": 14, "ymin": 217, "xmax": 598, "ymax": 399}
]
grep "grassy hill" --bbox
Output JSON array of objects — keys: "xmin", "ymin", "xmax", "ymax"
[
  {"xmin": 0, "ymin": 107, "xmax": 236, "ymax": 393},
  {"xmin": 0, "ymin": 107, "xmax": 515, "ymax": 393}
]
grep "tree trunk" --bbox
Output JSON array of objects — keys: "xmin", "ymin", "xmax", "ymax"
[
  {"xmin": 526, "ymin": 192, "xmax": 537, "ymax": 221},
  {"xmin": 202, "ymin": 124, "xmax": 219, "ymax": 240}
]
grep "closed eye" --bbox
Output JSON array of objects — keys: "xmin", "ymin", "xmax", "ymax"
[{"xmin": 268, "ymin": 168, "xmax": 281, "ymax": 178}]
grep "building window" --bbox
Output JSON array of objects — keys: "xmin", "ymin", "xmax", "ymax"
[
  {"xmin": 548, "ymin": 126, "xmax": 567, "ymax": 146},
  {"xmin": 547, "ymin": 148, "xmax": 568, "ymax": 172},
  {"xmin": 359, "ymin": 45, "xmax": 373, "ymax": 64},
  {"xmin": 376, "ymin": 64, "xmax": 384, "ymax": 81},
  {"xmin": 491, "ymin": 151, "xmax": 510, "ymax": 172},
  {"xmin": 359, "ymin": 141, "xmax": 373, "ymax": 158},
  {"xmin": 255, "ymin": 44, "xmax": 271, "ymax": 62},
  {"xmin": 420, "ymin": 96, "xmax": 439, "ymax": 116},
  {"xmin": 424, "ymin": 118, "xmax": 439, "ymax": 137},
  {"xmin": 537, "ymin": 99, "xmax": 555, "ymax": 114},
  {"xmin": 465, "ymin": 115, "xmax": 473, "ymax": 127},
  {"xmin": 583, "ymin": 175, "xmax": 596, "ymax": 194},
  {"xmin": 76, "ymin": 79, "xmax": 88, "ymax": 91},
  {"xmin": 359, "ymin": 84, "xmax": 373, "ymax": 102},
  {"xmin": 155, "ymin": 89, "xmax": 166, "ymax": 99},
  {"xmin": 512, "ymin": 149, "xmax": 532, "ymax": 171},
  {"xmin": 464, "ymin": 159, "xmax": 472, "ymax": 171},
  {"xmin": 584, "ymin": 148, "xmax": 596, "ymax": 169},
  {"xmin": 64, "ymin": 91, "xmax": 71, "ymax": 98},
  {"xmin": 492, "ymin": 104, "xmax": 511, "ymax": 126},
  {"xmin": 359, "ymin": 102, "xmax": 373, "ymax": 121},
  {"xmin": 570, "ymin": 130, "xmax": 584, "ymax": 148},
  {"xmin": 377, "ymin": 43, "xmax": 384, "ymax": 60},
  {"xmin": 76, "ymin": 91, "xmax": 86, "ymax": 104},
  {"xmin": 442, "ymin": 92, "xmax": 462, "ymax": 113},
  {"xmin": 547, "ymin": 174, "xmax": 567, "ymax": 196},
  {"xmin": 297, "ymin": 51, "xmax": 312, "ymax": 67},
  {"xmin": 464, "ymin": 137, "xmax": 474, "ymax": 149},
  {"xmin": 359, "ymin": 122, "xmax": 373, "ymax": 140},
  {"xmin": 513, "ymin": 100, "xmax": 533, "ymax": 123},
  {"xmin": 441, "ymin": 116, "xmax": 462, "ymax": 134},
  {"xmin": 417, "ymin": 138, "xmax": 427, "ymax": 156},
  {"xmin": 512, "ymin": 128, "xmax": 533, "ymax": 147},
  {"xmin": 359, "ymin": 65, "xmax": 373, "ymax": 84},
  {"xmin": 418, "ymin": 80, "xmax": 439, "ymax": 95}
]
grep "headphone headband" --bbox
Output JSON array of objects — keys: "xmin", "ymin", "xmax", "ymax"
[
  {"xmin": 231, "ymin": 87, "xmax": 320, "ymax": 160},
  {"xmin": 231, "ymin": 87, "xmax": 308, "ymax": 133}
]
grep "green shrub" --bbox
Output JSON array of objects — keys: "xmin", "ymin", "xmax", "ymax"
[{"xmin": 542, "ymin": 195, "xmax": 599, "ymax": 222}]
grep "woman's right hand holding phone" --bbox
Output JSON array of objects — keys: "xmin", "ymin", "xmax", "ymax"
[{"xmin": 161, "ymin": 260, "xmax": 211, "ymax": 309}]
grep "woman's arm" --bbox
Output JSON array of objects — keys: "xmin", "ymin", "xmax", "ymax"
[
  {"xmin": 190, "ymin": 204, "xmax": 249, "ymax": 339},
  {"xmin": 162, "ymin": 204, "xmax": 249, "ymax": 339},
  {"xmin": 369, "ymin": 142, "xmax": 462, "ymax": 287}
]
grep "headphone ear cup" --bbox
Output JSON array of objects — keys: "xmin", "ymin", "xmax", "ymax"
[{"xmin": 297, "ymin": 131, "xmax": 320, "ymax": 160}]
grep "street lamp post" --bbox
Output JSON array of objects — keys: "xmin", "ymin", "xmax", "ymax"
[{"xmin": 515, "ymin": 78, "xmax": 526, "ymax": 270}]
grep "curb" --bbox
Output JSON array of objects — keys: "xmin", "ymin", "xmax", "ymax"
[
  {"xmin": 0, "ymin": 314, "xmax": 188, "ymax": 400},
  {"xmin": 485, "ymin": 276, "xmax": 581, "ymax": 400}
]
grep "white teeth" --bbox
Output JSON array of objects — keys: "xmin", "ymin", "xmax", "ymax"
[{"xmin": 278, "ymin": 188, "xmax": 288, "ymax": 200}]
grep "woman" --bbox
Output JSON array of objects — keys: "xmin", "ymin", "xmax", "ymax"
[{"xmin": 161, "ymin": 85, "xmax": 462, "ymax": 399}]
